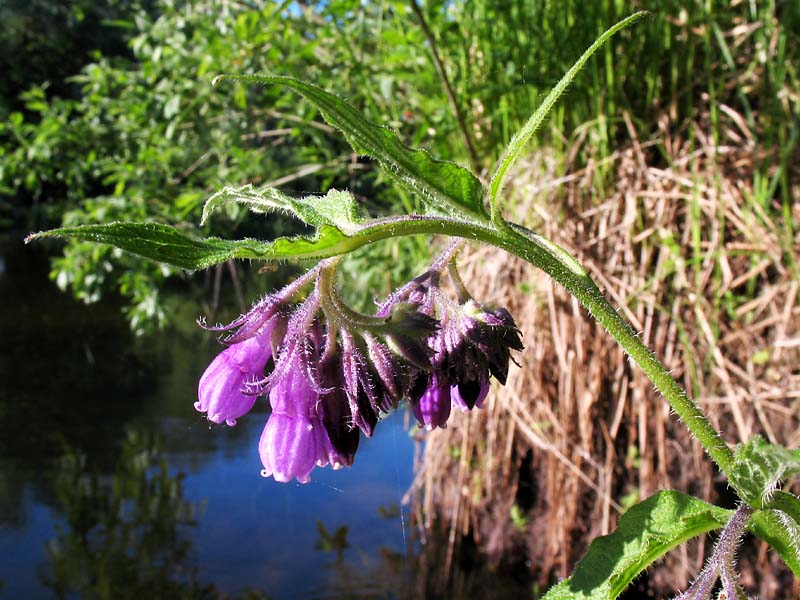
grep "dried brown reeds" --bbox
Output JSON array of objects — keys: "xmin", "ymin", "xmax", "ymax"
[{"xmin": 408, "ymin": 110, "xmax": 800, "ymax": 597}]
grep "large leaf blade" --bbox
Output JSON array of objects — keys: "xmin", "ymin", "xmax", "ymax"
[
  {"xmin": 215, "ymin": 74, "xmax": 487, "ymax": 221},
  {"xmin": 541, "ymin": 490, "xmax": 731, "ymax": 600},
  {"xmin": 25, "ymin": 216, "xmax": 480, "ymax": 270}
]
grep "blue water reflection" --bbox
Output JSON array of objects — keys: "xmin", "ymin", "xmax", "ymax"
[
  {"xmin": 0, "ymin": 234, "xmax": 416, "ymax": 599},
  {"xmin": 179, "ymin": 413, "xmax": 416, "ymax": 597}
]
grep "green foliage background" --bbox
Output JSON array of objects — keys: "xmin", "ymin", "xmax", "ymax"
[{"xmin": 2, "ymin": 0, "xmax": 798, "ymax": 331}]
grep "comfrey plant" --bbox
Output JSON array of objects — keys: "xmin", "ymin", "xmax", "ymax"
[{"xmin": 27, "ymin": 12, "xmax": 800, "ymax": 598}]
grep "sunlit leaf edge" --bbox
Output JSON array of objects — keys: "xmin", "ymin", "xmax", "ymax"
[
  {"xmin": 729, "ymin": 435, "xmax": 800, "ymax": 508},
  {"xmin": 540, "ymin": 490, "xmax": 731, "ymax": 600},
  {"xmin": 202, "ymin": 185, "xmax": 366, "ymax": 233}
]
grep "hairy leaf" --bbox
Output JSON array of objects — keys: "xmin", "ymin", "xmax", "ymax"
[
  {"xmin": 729, "ymin": 435, "xmax": 800, "ymax": 508},
  {"xmin": 214, "ymin": 74, "xmax": 487, "ymax": 221},
  {"xmin": 202, "ymin": 185, "xmax": 365, "ymax": 233},
  {"xmin": 25, "ymin": 216, "xmax": 477, "ymax": 270},
  {"xmin": 25, "ymin": 222, "xmax": 360, "ymax": 269},
  {"xmin": 765, "ymin": 490, "xmax": 800, "ymax": 525},
  {"xmin": 749, "ymin": 508, "xmax": 800, "ymax": 577},
  {"xmin": 540, "ymin": 491, "xmax": 731, "ymax": 600}
]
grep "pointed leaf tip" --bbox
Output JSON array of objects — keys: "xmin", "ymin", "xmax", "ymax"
[{"xmin": 24, "ymin": 218, "xmax": 441, "ymax": 270}]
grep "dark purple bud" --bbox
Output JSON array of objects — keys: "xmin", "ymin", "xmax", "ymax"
[
  {"xmin": 462, "ymin": 302, "xmax": 524, "ymax": 385},
  {"xmin": 340, "ymin": 331, "xmax": 379, "ymax": 437},
  {"xmin": 352, "ymin": 386, "xmax": 379, "ymax": 437},
  {"xmin": 451, "ymin": 372, "xmax": 490, "ymax": 412},
  {"xmin": 386, "ymin": 334, "xmax": 433, "ymax": 370},
  {"xmin": 386, "ymin": 302, "xmax": 439, "ymax": 336},
  {"xmin": 318, "ymin": 356, "xmax": 359, "ymax": 467},
  {"xmin": 364, "ymin": 334, "xmax": 405, "ymax": 401}
]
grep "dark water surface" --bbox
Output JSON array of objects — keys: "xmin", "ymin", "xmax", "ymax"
[{"xmin": 0, "ymin": 234, "xmax": 418, "ymax": 598}]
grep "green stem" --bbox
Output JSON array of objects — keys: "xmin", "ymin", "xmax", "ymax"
[
  {"xmin": 497, "ymin": 224, "xmax": 734, "ymax": 475},
  {"xmin": 316, "ymin": 260, "xmax": 393, "ymax": 331},
  {"xmin": 409, "ymin": 0, "xmax": 481, "ymax": 172},
  {"xmin": 447, "ymin": 260, "xmax": 472, "ymax": 303}
]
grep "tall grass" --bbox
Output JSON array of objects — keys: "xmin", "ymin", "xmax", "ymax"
[{"xmin": 420, "ymin": 1, "xmax": 798, "ymax": 183}]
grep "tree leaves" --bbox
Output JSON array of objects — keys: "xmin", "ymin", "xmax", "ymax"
[
  {"xmin": 540, "ymin": 491, "xmax": 731, "ymax": 600},
  {"xmin": 214, "ymin": 74, "xmax": 488, "ymax": 222}
]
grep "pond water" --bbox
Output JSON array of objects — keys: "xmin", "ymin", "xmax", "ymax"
[{"xmin": 0, "ymin": 233, "xmax": 419, "ymax": 598}]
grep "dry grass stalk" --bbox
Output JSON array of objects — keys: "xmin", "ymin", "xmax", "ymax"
[{"xmin": 408, "ymin": 109, "xmax": 800, "ymax": 597}]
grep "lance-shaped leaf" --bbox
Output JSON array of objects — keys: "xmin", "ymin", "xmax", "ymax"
[
  {"xmin": 729, "ymin": 435, "xmax": 800, "ymax": 508},
  {"xmin": 214, "ymin": 74, "xmax": 488, "ymax": 222},
  {"xmin": 540, "ymin": 490, "xmax": 731, "ymax": 600},
  {"xmin": 25, "ymin": 216, "xmax": 476, "ymax": 270},
  {"xmin": 25, "ymin": 222, "xmax": 362, "ymax": 270},
  {"xmin": 202, "ymin": 185, "xmax": 366, "ymax": 233},
  {"xmin": 487, "ymin": 11, "xmax": 648, "ymax": 221}
]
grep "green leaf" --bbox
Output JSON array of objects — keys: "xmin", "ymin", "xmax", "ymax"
[
  {"xmin": 25, "ymin": 216, "xmax": 477, "ymax": 270},
  {"xmin": 25, "ymin": 222, "xmax": 361, "ymax": 270},
  {"xmin": 540, "ymin": 490, "xmax": 731, "ymax": 600},
  {"xmin": 765, "ymin": 490, "xmax": 800, "ymax": 525},
  {"xmin": 749, "ymin": 507, "xmax": 800, "ymax": 576},
  {"xmin": 202, "ymin": 185, "xmax": 365, "ymax": 233},
  {"xmin": 214, "ymin": 74, "xmax": 487, "ymax": 222},
  {"xmin": 488, "ymin": 11, "xmax": 648, "ymax": 222},
  {"xmin": 729, "ymin": 435, "xmax": 800, "ymax": 508}
]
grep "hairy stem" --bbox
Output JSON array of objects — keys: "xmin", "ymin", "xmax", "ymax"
[
  {"xmin": 494, "ymin": 223, "xmax": 734, "ymax": 474},
  {"xmin": 317, "ymin": 261, "xmax": 395, "ymax": 331}
]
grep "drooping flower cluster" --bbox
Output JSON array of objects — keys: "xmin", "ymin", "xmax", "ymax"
[{"xmin": 195, "ymin": 254, "xmax": 523, "ymax": 483}]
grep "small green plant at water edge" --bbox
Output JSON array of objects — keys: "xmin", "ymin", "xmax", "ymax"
[{"xmin": 27, "ymin": 12, "xmax": 800, "ymax": 598}]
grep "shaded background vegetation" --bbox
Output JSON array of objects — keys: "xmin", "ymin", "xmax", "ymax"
[{"xmin": 2, "ymin": 0, "xmax": 799, "ymax": 596}]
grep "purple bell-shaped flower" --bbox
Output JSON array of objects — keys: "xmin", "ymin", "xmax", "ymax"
[{"xmin": 196, "ymin": 327, "xmax": 276, "ymax": 426}]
